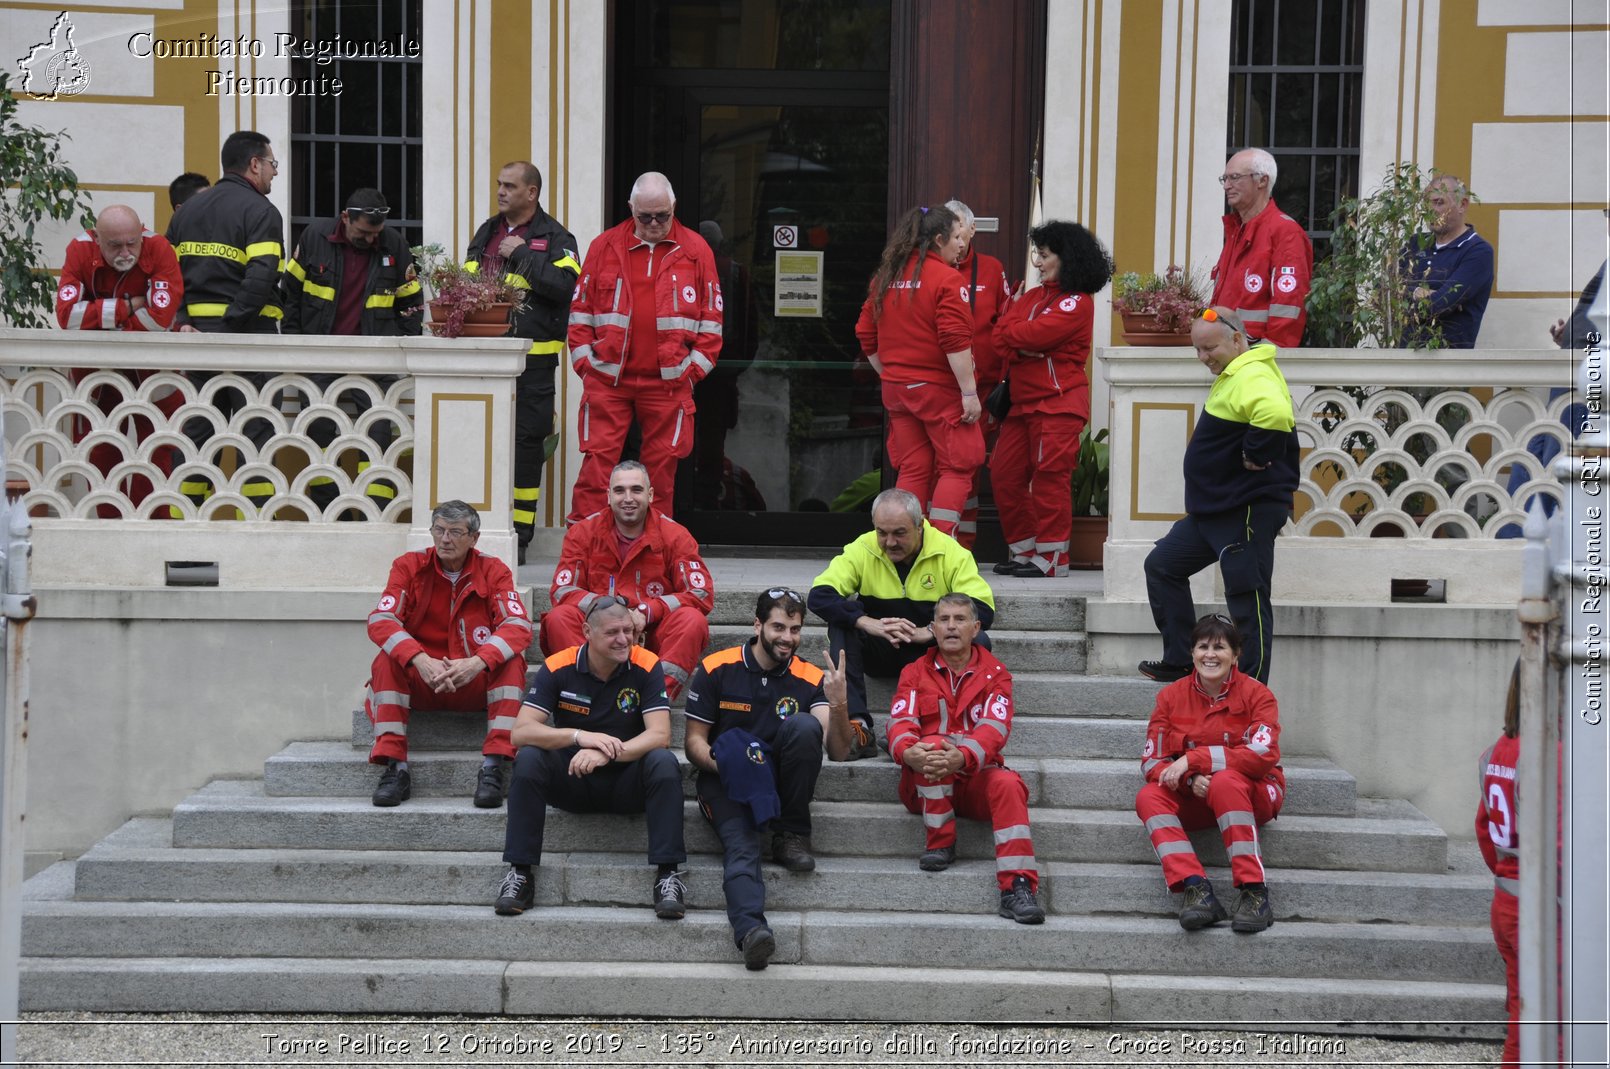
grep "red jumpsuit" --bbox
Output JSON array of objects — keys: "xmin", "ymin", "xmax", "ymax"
[
  {"xmin": 566, "ymin": 217, "xmax": 723, "ymax": 521},
  {"xmin": 364, "ymin": 547, "xmax": 533, "ymax": 764},
  {"xmin": 55, "ymin": 228, "xmax": 185, "ymax": 517},
  {"xmin": 540, "ymin": 507, "xmax": 713, "ymax": 696},
  {"xmin": 953, "ymin": 247, "xmax": 1011, "ymax": 549},
  {"xmin": 990, "ymin": 282, "xmax": 1093, "ymax": 575},
  {"xmin": 1133, "ymin": 670, "xmax": 1285, "ymax": 890},
  {"xmin": 1208, "ymin": 201, "xmax": 1313, "ymax": 348},
  {"xmin": 888, "ymin": 645, "xmax": 1036, "ymax": 892},
  {"xmin": 1475, "ymin": 732, "xmax": 1521, "ymax": 1068},
  {"xmin": 855, "ymin": 251, "xmax": 984, "ymax": 537}
]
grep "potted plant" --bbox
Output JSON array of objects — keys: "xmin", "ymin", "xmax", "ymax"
[
  {"xmin": 1068, "ymin": 425, "xmax": 1110, "ymax": 568},
  {"xmin": 1112, "ymin": 265, "xmax": 1207, "ymax": 345},
  {"xmin": 411, "ymin": 243, "xmax": 523, "ymax": 339}
]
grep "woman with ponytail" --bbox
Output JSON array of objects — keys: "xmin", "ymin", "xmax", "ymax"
[{"xmin": 854, "ymin": 205, "xmax": 983, "ymax": 538}]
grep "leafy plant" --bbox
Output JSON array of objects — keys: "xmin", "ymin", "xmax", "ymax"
[
  {"xmin": 411, "ymin": 242, "xmax": 524, "ymax": 338},
  {"xmin": 1307, "ymin": 161, "xmax": 1455, "ymax": 349},
  {"xmin": 1070, "ymin": 426, "xmax": 1110, "ymax": 516},
  {"xmin": 0, "ymin": 72, "xmax": 94, "ymax": 327},
  {"xmin": 1112, "ymin": 266, "xmax": 1208, "ymax": 332}
]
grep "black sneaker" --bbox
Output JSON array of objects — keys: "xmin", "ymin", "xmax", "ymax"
[
  {"xmin": 918, "ymin": 845, "xmax": 955, "ymax": 871},
  {"xmin": 1139, "ymin": 660, "xmax": 1192, "ymax": 683},
  {"xmin": 1178, "ymin": 878, "xmax": 1229, "ymax": 930},
  {"xmin": 372, "ymin": 764, "xmax": 411, "ymax": 807},
  {"xmin": 844, "ymin": 719, "xmax": 880, "ymax": 761},
  {"xmin": 741, "ymin": 925, "xmax": 776, "ymax": 971},
  {"xmin": 998, "ymin": 875, "xmax": 1046, "ymax": 924},
  {"xmin": 473, "ymin": 763, "xmax": 506, "ymax": 808},
  {"xmin": 992, "ymin": 560, "xmax": 1023, "ymax": 575},
  {"xmin": 653, "ymin": 870, "xmax": 687, "ymax": 919},
  {"xmin": 1231, "ymin": 884, "xmax": 1274, "ymax": 933},
  {"xmin": 771, "ymin": 832, "xmax": 816, "ymax": 873},
  {"xmin": 494, "ymin": 867, "xmax": 534, "ymax": 915},
  {"xmin": 1009, "ymin": 561, "xmax": 1052, "ymax": 578}
]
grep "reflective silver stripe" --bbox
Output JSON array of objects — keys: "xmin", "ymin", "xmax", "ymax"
[
  {"xmin": 1268, "ymin": 303, "xmax": 1302, "ymax": 318},
  {"xmin": 659, "ymin": 348, "xmax": 715, "ymax": 379},
  {"xmin": 1144, "ymin": 814, "xmax": 1183, "ymax": 834},
  {"xmin": 1238, "ymin": 308, "xmax": 1270, "ymax": 322},
  {"xmin": 66, "ymin": 303, "xmax": 87, "ymax": 329},
  {"xmin": 1494, "ymin": 844, "xmax": 1519, "ymax": 859},
  {"xmin": 1247, "ymin": 740, "xmax": 1270, "ymax": 755},
  {"xmin": 997, "ymin": 854, "xmax": 1037, "ymax": 872},
  {"xmin": 957, "ymin": 737, "xmax": 988, "ymax": 766},
  {"xmin": 371, "ymin": 690, "xmax": 411, "ymax": 708},
  {"xmin": 1154, "ymin": 841, "xmax": 1196, "ymax": 857},
  {"xmin": 930, "ymin": 507, "xmax": 962, "ymax": 522},
  {"xmin": 577, "ymin": 593, "xmax": 600, "ymax": 612},
  {"xmin": 957, "ymin": 522, "xmax": 977, "ymax": 534},
  {"xmin": 975, "ymin": 717, "xmax": 1007, "ymax": 737},
  {"xmin": 695, "ymin": 318, "xmax": 721, "ymax": 334},
  {"xmin": 993, "ymin": 824, "xmax": 1032, "ymax": 845},
  {"xmin": 1034, "ymin": 540, "xmax": 1069, "ymax": 552},
  {"xmin": 916, "ymin": 784, "xmax": 951, "ymax": 799},
  {"xmin": 102, "ymin": 298, "xmax": 118, "ymax": 323},
  {"xmin": 594, "ymin": 312, "xmax": 630, "ymax": 329},
  {"xmin": 133, "ymin": 307, "xmax": 164, "ymax": 331},
  {"xmin": 504, "ymin": 616, "xmax": 533, "ymax": 634},
  {"xmin": 663, "ymin": 662, "xmax": 690, "ymax": 685},
  {"xmin": 1209, "ymin": 746, "xmax": 1227, "ymax": 772},
  {"xmin": 381, "ymin": 632, "xmax": 412, "ymax": 655},
  {"xmin": 1008, "ymin": 537, "xmax": 1035, "ymax": 553},
  {"xmin": 656, "ymin": 315, "xmax": 700, "ymax": 332},
  {"xmin": 1496, "ymin": 875, "xmax": 1520, "ymax": 896},
  {"xmin": 1216, "ymin": 809, "xmax": 1256, "ymax": 831},
  {"xmin": 374, "ymin": 722, "xmax": 407, "ymax": 736},
  {"xmin": 553, "ymin": 585, "xmax": 584, "ymax": 601},
  {"xmin": 487, "ymin": 686, "xmax": 524, "ymax": 703},
  {"xmin": 487, "ymin": 636, "xmax": 516, "ymax": 661},
  {"xmin": 661, "ymin": 595, "xmax": 683, "ymax": 614},
  {"xmin": 671, "ymin": 407, "xmax": 685, "ymax": 448},
  {"xmin": 923, "ymin": 811, "xmax": 954, "ymax": 828},
  {"xmin": 489, "ymin": 715, "xmax": 518, "ymax": 732},
  {"xmin": 1141, "ymin": 758, "xmax": 1164, "ymax": 775},
  {"xmin": 371, "ymin": 612, "xmax": 403, "ymax": 625},
  {"xmin": 569, "ymin": 310, "xmax": 597, "ymax": 326},
  {"xmin": 889, "ymin": 717, "xmax": 921, "ymax": 730},
  {"xmin": 1227, "ymin": 840, "xmax": 1263, "ymax": 858}
]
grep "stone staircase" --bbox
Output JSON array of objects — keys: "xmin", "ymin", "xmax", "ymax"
[{"xmin": 20, "ymin": 577, "xmax": 1504, "ymax": 1034}]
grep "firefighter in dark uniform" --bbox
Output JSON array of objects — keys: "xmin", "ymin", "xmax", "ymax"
[
  {"xmin": 281, "ymin": 187, "xmax": 423, "ymax": 515},
  {"xmin": 169, "ymin": 129, "xmax": 285, "ymax": 508},
  {"xmin": 464, "ymin": 161, "xmax": 580, "ymax": 561},
  {"xmin": 682, "ymin": 588, "xmax": 853, "ymax": 970}
]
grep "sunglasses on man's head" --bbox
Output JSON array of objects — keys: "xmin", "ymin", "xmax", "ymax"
[{"xmin": 347, "ymin": 206, "xmax": 391, "ymax": 221}]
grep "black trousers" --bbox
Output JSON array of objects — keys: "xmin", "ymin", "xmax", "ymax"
[
  {"xmin": 1142, "ymin": 501, "xmax": 1289, "ymax": 683},
  {"xmin": 695, "ymin": 713, "xmax": 824, "ymax": 944},
  {"xmin": 827, "ymin": 623, "xmax": 993, "ymax": 728},
  {"xmin": 513, "ymin": 358, "xmax": 557, "ymax": 546},
  {"xmin": 502, "ymin": 744, "xmax": 685, "ymax": 867}
]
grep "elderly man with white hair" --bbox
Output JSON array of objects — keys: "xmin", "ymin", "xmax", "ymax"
[
  {"xmin": 567, "ymin": 171, "xmax": 724, "ymax": 521},
  {"xmin": 1208, "ymin": 147, "xmax": 1313, "ymax": 349}
]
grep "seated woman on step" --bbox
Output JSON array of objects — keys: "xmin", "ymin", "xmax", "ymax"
[{"xmin": 1133, "ymin": 613, "xmax": 1285, "ymax": 932}]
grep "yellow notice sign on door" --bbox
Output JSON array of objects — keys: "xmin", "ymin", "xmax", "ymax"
[{"xmin": 774, "ymin": 251, "xmax": 824, "ymax": 318}]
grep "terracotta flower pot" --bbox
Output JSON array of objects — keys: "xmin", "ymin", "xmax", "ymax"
[
  {"xmin": 428, "ymin": 299, "xmax": 514, "ymax": 338},
  {"xmin": 1118, "ymin": 310, "xmax": 1192, "ymax": 346},
  {"xmin": 1067, "ymin": 514, "xmax": 1109, "ymax": 569}
]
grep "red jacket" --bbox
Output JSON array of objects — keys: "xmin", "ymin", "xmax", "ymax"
[
  {"xmin": 1140, "ymin": 670, "xmax": 1285, "ymax": 791},
  {"xmin": 1475, "ymin": 732, "xmax": 1520, "ymax": 891},
  {"xmin": 956, "ymin": 248, "xmax": 1011, "ymax": 391},
  {"xmin": 992, "ymin": 280, "xmax": 1094, "ymax": 418},
  {"xmin": 368, "ymin": 547, "xmax": 533, "ymax": 671},
  {"xmin": 56, "ymin": 228, "xmax": 183, "ymax": 331},
  {"xmin": 567, "ymin": 217, "xmax": 723, "ymax": 386},
  {"xmin": 855, "ymin": 251, "xmax": 974, "ymax": 386},
  {"xmin": 1209, "ymin": 201, "xmax": 1313, "ymax": 348},
  {"xmin": 888, "ymin": 645, "xmax": 1015, "ymax": 775},
  {"xmin": 550, "ymin": 507, "xmax": 714, "ymax": 626}
]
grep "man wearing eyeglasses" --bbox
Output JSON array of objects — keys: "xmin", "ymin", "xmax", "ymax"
[
  {"xmin": 364, "ymin": 500, "xmax": 534, "ymax": 808},
  {"xmin": 1208, "ymin": 148, "xmax": 1313, "ymax": 349},
  {"xmin": 567, "ymin": 171, "xmax": 724, "ymax": 522},
  {"xmin": 465, "ymin": 162, "xmax": 581, "ymax": 562}
]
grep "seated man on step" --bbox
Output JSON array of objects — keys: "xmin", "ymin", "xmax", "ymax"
[
  {"xmin": 809, "ymin": 487, "xmax": 995, "ymax": 760},
  {"xmin": 541, "ymin": 460, "xmax": 712, "ymax": 700},
  {"xmin": 364, "ymin": 500, "xmax": 533, "ymax": 808},
  {"xmin": 888, "ymin": 593, "xmax": 1044, "ymax": 924},
  {"xmin": 494, "ymin": 597, "xmax": 688, "ymax": 919},
  {"xmin": 683, "ymin": 587, "xmax": 854, "ymax": 970}
]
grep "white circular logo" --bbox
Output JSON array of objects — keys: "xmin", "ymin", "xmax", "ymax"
[
  {"xmin": 473, "ymin": 625, "xmax": 492, "ymax": 645},
  {"xmin": 689, "ymin": 570, "xmax": 707, "ymax": 590},
  {"xmin": 1059, "ymin": 295, "xmax": 1077, "ymax": 312},
  {"xmin": 1243, "ymin": 273, "xmax": 1264, "ymax": 294},
  {"xmin": 891, "ymin": 698, "xmax": 907, "ymax": 716},
  {"xmin": 681, "ymin": 285, "xmax": 697, "ymax": 305},
  {"xmin": 1267, "ymin": 783, "xmax": 1280, "ymax": 802},
  {"xmin": 1275, "ymin": 274, "xmax": 1297, "ymax": 294},
  {"xmin": 152, "ymin": 289, "xmax": 171, "ymax": 309},
  {"xmin": 58, "ymin": 283, "xmax": 78, "ymax": 303},
  {"xmin": 555, "ymin": 568, "xmax": 573, "ymax": 586},
  {"xmin": 646, "ymin": 581, "xmax": 665, "ymax": 597},
  {"xmin": 1143, "ymin": 737, "xmax": 1155, "ymax": 758},
  {"xmin": 377, "ymin": 595, "xmax": 396, "ymax": 611},
  {"xmin": 715, "ymin": 293, "xmax": 724, "ymax": 311},
  {"xmin": 960, "ymin": 286, "xmax": 971, "ymax": 303}
]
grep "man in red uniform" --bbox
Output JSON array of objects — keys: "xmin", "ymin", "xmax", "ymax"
[
  {"xmin": 945, "ymin": 199, "xmax": 1012, "ymax": 549},
  {"xmin": 1209, "ymin": 148, "xmax": 1312, "ymax": 348},
  {"xmin": 364, "ymin": 500, "xmax": 534, "ymax": 809},
  {"xmin": 888, "ymin": 593, "xmax": 1044, "ymax": 925},
  {"xmin": 1475, "ymin": 670, "xmax": 1522, "ymax": 1068},
  {"xmin": 567, "ymin": 171, "xmax": 723, "ymax": 521},
  {"xmin": 542, "ymin": 460, "xmax": 713, "ymax": 699},
  {"xmin": 56, "ymin": 204, "xmax": 185, "ymax": 516}
]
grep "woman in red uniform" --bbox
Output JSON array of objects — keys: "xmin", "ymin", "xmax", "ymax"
[
  {"xmin": 990, "ymin": 220, "xmax": 1113, "ymax": 577},
  {"xmin": 1475, "ymin": 665, "xmax": 1521, "ymax": 1067},
  {"xmin": 1133, "ymin": 613, "xmax": 1285, "ymax": 932},
  {"xmin": 855, "ymin": 205, "xmax": 982, "ymax": 537}
]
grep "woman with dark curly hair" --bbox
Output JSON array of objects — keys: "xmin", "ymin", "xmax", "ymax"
[
  {"xmin": 854, "ymin": 205, "xmax": 983, "ymax": 538},
  {"xmin": 990, "ymin": 219, "xmax": 1113, "ymax": 576}
]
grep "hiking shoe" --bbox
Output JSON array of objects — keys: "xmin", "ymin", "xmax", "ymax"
[
  {"xmin": 653, "ymin": 870, "xmax": 687, "ymax": 919},
  {"xmin": 1231, "ymin": 884, "xmax": 1274, "ymax": 933},
  {"xmin": 772, "ymin": 832, "xmax": 816, "ymax": 873},
  {"xmin": 844, "ymin": 719, "xmax": 880, "ymax": 761},
  {"xmin": 494, "ymin": 867, "xmax": 534, "ymax": 915},
  {"xmin": 1178, "ymin": 879, "xmax": 1229, "ymax": 930},
  {"xmin": 741, "ymin": 925, "xmax": 776, "ymax": 971},
  {"xmin": 998, "ymin": 875, "xmax": 1046, "ymax": 925},
  {"xmin": 473, "ymin": 763, "xmax": 506, "ymax": 808},
  {"xmin": 371, "ymin": 764, "xmax": 411, "ymax": 807},
  {"xmin": 918, "ymin": 845, "xmax": 956, "ymax": 871},
  {"xmin": 1139, "ymin": 660, "xmax": 1192, "ymax": 683}
]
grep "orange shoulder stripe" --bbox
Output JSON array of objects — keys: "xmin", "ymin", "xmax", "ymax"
[
  {"xmin": 701, "ymin": 646, "xmax": 745, "ymax": 672},
  {"xmin": 629, "ymin": 645, "xmax": 661, "ymax": 670},
  {"xmin": 788, "ymin": 658, "xmax": 825, "ymax": 685},
  {"xmin": 544, "ymin": 646, "xmax": 581, "ymax": 671}
]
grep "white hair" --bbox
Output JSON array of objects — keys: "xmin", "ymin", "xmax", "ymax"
[
  {"xmin": 943, "ymin": 199, "xmax": 975, "ymax": 226},
  {"xmin": 871, "ymin": 488, "xmax": 924, "ymax": 530},
  {"xmin": 1241, "ymin": 147, "xmax": 1278, "ymax": 186},
  {"xmin": 629, "ymin": 171, "xmax": 676, "ymax": 205}
]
